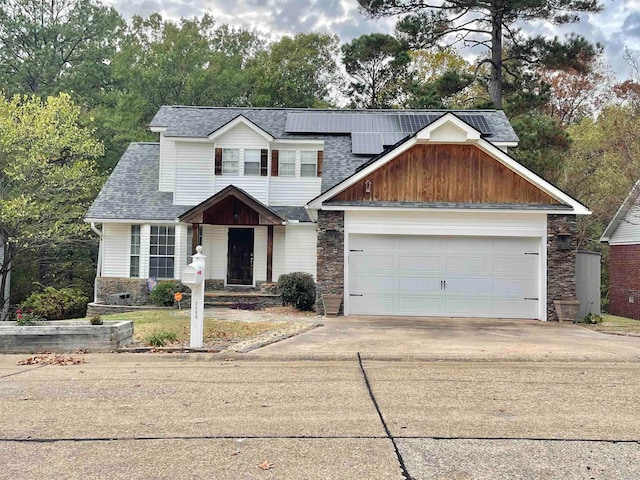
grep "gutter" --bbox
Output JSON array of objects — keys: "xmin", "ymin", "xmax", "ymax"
[{"xmin": 90, "ymin": 222, "xmax": 103, "ymax": 303}]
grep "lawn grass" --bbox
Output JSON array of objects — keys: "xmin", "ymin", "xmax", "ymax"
[
  {"xmin": 583, "ymin": 313, "xmax": 640, "ymax": 335},
  {"xmin": 97, "ymin": 310, "xmax": 285, "ymax": 346}
]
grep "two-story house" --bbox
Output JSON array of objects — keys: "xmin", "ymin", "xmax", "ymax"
[{"xmin": 86, "ymin": 107, "xmax": 590, "ymax": 320}]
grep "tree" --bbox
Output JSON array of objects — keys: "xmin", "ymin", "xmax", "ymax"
[
  {"xmin": 0, "ymin": 93, "xmax": 103, "ymax": 319},
  {"xmin": 358, "ymin": 0, "xmax": 603, "ymax": 108},
  {"xmin": 251, "ymin": 33, "xmax": 341, "ymax": 108},
  {"xmin": 341, "ymin": 33, "xmax": 410, "ymax": 108},
  {"xmin": 0, "ymin": 0, "xmax": 125, "ymax": 103}
]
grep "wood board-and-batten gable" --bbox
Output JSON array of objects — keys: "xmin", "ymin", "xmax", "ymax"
[
  {"xmin": 179, "ymin": 185, "xmax": 283, "ymax": 226},
  {"xmin": 331, "ymin": 143, "xmax": 559, "ymax": 205}
]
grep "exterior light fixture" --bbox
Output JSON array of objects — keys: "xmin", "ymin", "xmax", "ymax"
[
  {"xmin": 365, "ymin": 180, "xmax": 372, "ymax": 194},
  {"xmin": 556, "ymin": 229, "xmax": 572, "ymax": 250}
]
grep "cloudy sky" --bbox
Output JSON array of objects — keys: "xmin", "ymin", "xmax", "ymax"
[{"xmin": 105, "ymin": 0, "xmax": 639, "ymax": 80}]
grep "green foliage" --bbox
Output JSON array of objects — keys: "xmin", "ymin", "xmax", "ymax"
[
  {"xmin": 0, "ymin": 93, "xmax": 104, "ymax": 319},
  {"xmin": 0, "ymin": 0, "xmax": 125, "ymax": 102},
  {"xmin": 579, "ymin": 313, "xmax": 603, "ymax": 324},
  {"xmin": 278, "ymin": 272, "xmax": 316, "ymax": 311},
  {"xmin": 252, "ymin": 33, "xmax": 341, "ymax": 108},
  {"xmin": 341, "ymin": 33, "xmax": 410, "ymax": 108},
  {"xmin": 21, "ymin": 287, "xmax": 88, "ymax": 320},
  {"xmin": 90, "ymin": 315, "xmax": 103, "ymax": 325},
  {"xmin": 14, "ymin": 309, "xmax": 43, "ymax": 326},
  {"xmin": 150, "ymin": 282, "xmax": 176, "ymax": 307},
  {"xmin": 144, "ymin": 330, "xmax": 178, "ymax": 347},
  {"xmin": 360, "ymin": 0, "xmax": 602, "ymax": 107}
]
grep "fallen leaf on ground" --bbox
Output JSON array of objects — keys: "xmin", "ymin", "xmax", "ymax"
[
  {"xmin": 258, "ymin": 461, "xmax": 275, "ymax": 470},
  {"xmin": 17, "ymin": 354, "xmax": 86, "ymax": 366}
]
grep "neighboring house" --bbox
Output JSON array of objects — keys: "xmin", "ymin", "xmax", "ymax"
[
  {"xmin": 85, "ymin": 107, "xmax": 590, "ymax": 321},
  {"xmin": 600, "ymin": 181, "xmax": 640, "ymax": 319}
]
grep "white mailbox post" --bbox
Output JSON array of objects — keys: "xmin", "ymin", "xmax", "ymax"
[{"xmin": 181, "ymin": 245, "xmax": 206, "ymax": 348}]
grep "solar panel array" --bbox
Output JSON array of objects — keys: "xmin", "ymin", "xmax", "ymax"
[{"xmin": 285, "ymin": 112, "xmax": 493, "ymax": 155}]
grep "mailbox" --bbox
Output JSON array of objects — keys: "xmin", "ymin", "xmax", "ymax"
[{"xmin": 181, "ymin": 261, "xmax": 205, "ymax": 286}]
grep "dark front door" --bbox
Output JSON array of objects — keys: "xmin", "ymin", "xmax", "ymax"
[{"xmin": 227, "ymin": 228, "xmax": 254, "ymax": 285}]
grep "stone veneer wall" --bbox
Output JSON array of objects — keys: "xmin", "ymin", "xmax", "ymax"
[
  {"xmin": 96, "ymin": 278, "xmax": 182, "ymax": 305},
  {"xmin": 608, "ymin": 244, "xmax": 640, "ymax": 320},
  {"xmin": 316, "ymin": 211, "xmax": 345, "ymax": 315},
  {"xmin": 546, "ymin": 214, "xmax": 578, "ymax": 321}
]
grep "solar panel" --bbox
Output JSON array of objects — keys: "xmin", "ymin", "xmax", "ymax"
[
  {"xmin": 285, "ymin": 112, "xmax": 492, "ymax": 137},
  {"xmin": 352, "ymin": 132, "xmax": 384, "ymax": 155},
  {"xmin": 458, "ymin": 114, "xmax": 492, "ymax": 135}
]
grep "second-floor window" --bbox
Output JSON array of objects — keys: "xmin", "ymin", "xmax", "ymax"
[
  {"xmin": 279, "ymin": 150, "xmax": 296, "ymax": 176},
  {"xmin": 243, "ymin": 149, "xmax": 261, "ymax": 176},
  {"xmin": 300, "ymin": 151, "xmax": 317, "ymax": 177},
  {"xmin": 222, "ymin": 148, "xmax": 239, "ymax": 175}
]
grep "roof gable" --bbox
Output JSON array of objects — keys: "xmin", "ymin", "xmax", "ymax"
[
  {"xmin": 208, "ymin": 114, "xmax": 274, "ymax": 142},
  {"xmin": 308, "ymin": 116, "xmax": 590, "ymax": 216},
  {"xmin": 601, "ymin": 180, "xmax": 640, "ymax": 243}
]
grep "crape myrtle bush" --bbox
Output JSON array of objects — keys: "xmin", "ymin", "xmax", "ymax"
[
  {"xmin": 21, "ymin": 287, "xmax": 88, "ymax": 320},
  {"xmin": 277, "ymin": 272, "xmax": 316, "ymax": 311}
]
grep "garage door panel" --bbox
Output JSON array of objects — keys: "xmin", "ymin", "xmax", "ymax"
[
  {"xmin": 348, "ymin": 234, "xmax": 540, "ymax": 319},
  {"xmin": 445, "ymin": 256, "xmax": 490, "ymax": 273},
  {"xmin": 351, "ymin": 254, "xmax": 395, "ymax": 271},
  {"xmin": 491, "ymin": 278, "xmax": 537, "ymax": 295},
  {"xmin": 398, "ymin": 255, "xmax": 442, "ymax": 271},
  {"xmin": 349, "ymin": 295, "xmax": 394, "ymax": 315},
  {"xmin": 398, "ymin": 277, "xmax": 441, "ymax": 292},
  {"xmin": 351, "ymin": 275, "xmax": 394, "ymax": 292}
]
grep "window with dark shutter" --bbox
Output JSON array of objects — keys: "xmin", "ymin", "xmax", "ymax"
[
  {"xmin": 261, "ymin": 149, "xmax": 268, "ymax": 176},
  {"xmin": 317, "ymin": 151, "xmax": 323, "ymax": 177},
  {"xmin": 271, "ymin": 150, "xmax": 279, "ymax": 176},
  {"xmin": 214, "ymin": 148, "xmax": 222, "ymax": 175}
]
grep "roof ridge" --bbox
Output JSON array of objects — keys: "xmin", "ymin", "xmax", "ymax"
[{"xmin": 159, "ymin": 105, "xmax": 500, "ymax": 113}]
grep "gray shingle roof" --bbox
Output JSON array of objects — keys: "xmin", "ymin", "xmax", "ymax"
[{"xmin": 86, "ymin": 143, "xmax": 314, "ymax": 222}]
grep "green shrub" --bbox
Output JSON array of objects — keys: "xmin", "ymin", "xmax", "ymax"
[
  {"xmin": 145, "ymin": 330, "xmax": 178, "ymax": 347},
  {"xmin": 579, "ymin": 313, "xmax": 603, "ymax": 324},
  {"xmin": 90, "ymin": 315, "xmax": 103, "ymax": 325},
  {"xmin": 277, "ymin": 272, "xmax": 316, "ymax": 311},
  {"xmin": 21, "ymin": 287, "xmax": 88, "ymax": 320},
  {"xmin": 150, "ymin": 282, "xmax": 175, "ymax": 307}
]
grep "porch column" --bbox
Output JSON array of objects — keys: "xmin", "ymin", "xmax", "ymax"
[
  {"xmin": 267, "ymin": 225, "xmax": 274, "ymax": 283},
  {"xmin": 191, "ymin": 222, "xmax": 200, "ymax": 255}
]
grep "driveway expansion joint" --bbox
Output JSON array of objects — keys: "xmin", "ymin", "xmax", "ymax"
[{"xmin": 357, "ymin": 352, "xmax": 412, "ymax": 480}]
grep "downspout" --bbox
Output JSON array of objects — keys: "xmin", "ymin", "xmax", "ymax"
[{"xmin": 90, "ymin": 222, "xmax": 103, "ymax": 303}]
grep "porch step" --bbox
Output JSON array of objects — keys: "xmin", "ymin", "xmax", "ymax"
[{"xmin": 203, "ymin": 290, "xmax": 281, "ymax": 309}]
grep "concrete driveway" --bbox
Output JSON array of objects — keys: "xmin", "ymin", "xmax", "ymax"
[{"xmin": 245, "ymin": 315, "xmax": 640, "ymax": 362}]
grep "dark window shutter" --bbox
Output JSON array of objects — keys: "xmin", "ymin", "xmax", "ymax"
[
  {"xmin": 261, "ymin": 149, "xmax": 268, "ymax": 176},
  {"xmin": 215, "ymin": 148, "xmax": 222, "ymax": 175},
  {"xmin": 271, "ymin": 150, "xmax": 279, "ymax": 177},
  {"xmin": 317, "ymin": 151, "xmax": 323, "ymax": 177}
]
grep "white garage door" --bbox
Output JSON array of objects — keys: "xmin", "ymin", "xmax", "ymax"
[{"xmin": 348, "ymin": 235, "xmax": 540, "ymax": 318}]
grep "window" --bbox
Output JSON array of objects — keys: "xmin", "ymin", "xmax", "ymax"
[
  {"xmin": 279, "ymin": 150, "xmax": 296, "ymax": 176},
  {"xmin": 186, "ymin": 225, "xmax": 203, "ymax": 264},
  {"xmin": 300, "ymin": 151, "xmax": 317, "ymax": 177},
  {"xmin": 222, "ymin": 148, "xmax": 239, "ymax": 175},
  {"xmin": 130, "ymin": 225, "xmax": 140, "ymax": 278},
  {"xmin": 243, "ymin": 149, "xmax": 260, "ymax": 176},
  {"xmin": 150, "ymin": 226, "xmax": 175, "ymax": 279}
]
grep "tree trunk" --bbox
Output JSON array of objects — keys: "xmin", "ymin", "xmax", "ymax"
[{"xmin": 489, "ymin": 10, "xmax": 503, "ymax": 109}]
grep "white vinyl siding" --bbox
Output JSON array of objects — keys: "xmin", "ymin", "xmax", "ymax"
[
  {"xmin": 174, "ymin": 142, "xmax": 215, "ymax": 205},
  {"xmin": 201, "ymin": 225, "xmax": 228, "ymax": 280},
  {"xmin": 253, "ymin": 227, "xmax": 267, "ymax": 282},
  {"xmin": 159, "ymin": 137, "xmax": 176, "ymax": 192},
  {"xmin": 269, "ymin": 177, "xmax": 322, "ymax": 206},
  {"xmin": 101, "ymin": 223, "xmax": 131, "ymax": 277},
  {"xmin": 284, "ymin": 225, "xmax": 317, "ymax": 279},
  {"xmin": 272, "ymin": 226, "xmax": 286, "ymax": 280},
  {"xmin": 214, "ymin": 176, "xmax": 269, "ymax": 204},
  {"xmin": 216, "ymin": 123, "xmax": 269, "ymax": 149},
  {"xmin": 609, "ymin": 204, "xmax": 640, "ymax": 245}
]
